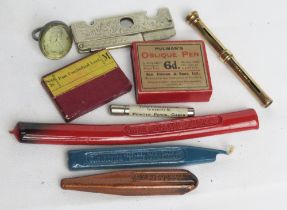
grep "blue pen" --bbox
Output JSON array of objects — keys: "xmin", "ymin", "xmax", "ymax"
[{"xmin": 68, "ymin": 145, "xmax": 233, "ymax": 170}]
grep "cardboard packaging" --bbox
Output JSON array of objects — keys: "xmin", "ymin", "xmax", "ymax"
[
  {"xmin": 42, "ymin": 50, "xmax": 132, "ymax": 122},
  {"xmin": 131, "ymin": 41, "xmax": 212, "ymax": 104}
]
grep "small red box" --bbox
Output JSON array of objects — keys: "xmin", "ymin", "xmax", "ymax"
[
  {"xmin": 131, "ymin": 40, "xmax": 212, "ymax": 104},
  {"xmin": 42, "ymin": 50, "xmax": 132, "ymax": 122}
]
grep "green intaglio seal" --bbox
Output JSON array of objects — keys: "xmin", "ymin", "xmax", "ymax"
[{"xmin": 32, "ymin": 21, "xmax": 73, "ymax": 60}]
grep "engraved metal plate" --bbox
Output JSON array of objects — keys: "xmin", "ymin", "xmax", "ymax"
[{"xmin": 71, "ymin": 8, "xmax": 176, "ymax": 53}]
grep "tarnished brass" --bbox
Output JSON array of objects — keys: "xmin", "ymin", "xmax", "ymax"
[
  {"xmin": 61, "ymin": 169, "xmax": 198, "ymax": 196},
  {"xmin": 186, "ymin": 11, "xmax": 272, "ymax": 107}
]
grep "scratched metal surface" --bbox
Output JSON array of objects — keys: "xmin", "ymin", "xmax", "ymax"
[{"xmin": 71, "ymin": 8, "xmax": 176, "ymax": 52}]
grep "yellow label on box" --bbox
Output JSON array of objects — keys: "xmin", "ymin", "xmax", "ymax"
[{"xmin": 43, "ymin": 50, "xmax": 117, "ymax": 97}]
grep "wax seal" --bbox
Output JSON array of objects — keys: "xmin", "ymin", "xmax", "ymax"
[
  {"xmin": 61, "ymin": 169, "xmax": 198, "ymax": 196},
  {"xmin": 32, "ymin": 21, "xmax": 73, "ymax": 60},
  {"xmin": 67, "ymin": 145, "xmax": 231, "ymax": 170},
  {"xmin": 10, "ymin": 109, "xmax": 259, "ymax": 145}
]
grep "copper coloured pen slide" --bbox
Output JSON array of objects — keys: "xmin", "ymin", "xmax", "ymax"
[
  {"xmin": 61, "ymin": 169, "xmax": 198, "ymax": 196},
  {"xmin": 10, "ymin": 109, "xmax": 259, "ymax": 145}
]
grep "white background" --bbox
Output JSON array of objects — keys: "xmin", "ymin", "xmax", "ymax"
[{"xmin": 0, "ymin": 0, "xmax": 287, "ymax": 209}]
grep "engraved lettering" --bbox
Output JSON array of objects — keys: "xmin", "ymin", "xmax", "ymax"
[
  {"xmin": 71, "ymin": 8, "xmax": 175, "ymax": 52},
  {"xmin": 132, "ymin": 173, "xmax": 190, "ymax": 181},
  {"xmin": 124, "ymin": 116, "xmax": 221, "ymax": 135},
  {"xmin": 84, "ymin": 148, "xmax": 184, "ymax": 165}
]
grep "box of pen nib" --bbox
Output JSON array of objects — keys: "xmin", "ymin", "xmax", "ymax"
[
  {"xmin": 42, "ymin": 50, "xmax": 132, "ymax": 122},
  {"xmin": 131, "ymin": 40, "xmax": 212, "ymax": 104}
]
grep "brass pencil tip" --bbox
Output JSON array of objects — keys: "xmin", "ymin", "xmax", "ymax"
[{"xmin": 186, "ymin": 11, "xmax": 199, "ymax": 24}]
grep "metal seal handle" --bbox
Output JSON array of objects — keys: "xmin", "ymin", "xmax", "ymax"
[{"xmin": 32, "ymin": 27, "xmax": 42, "ymax": 41}]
